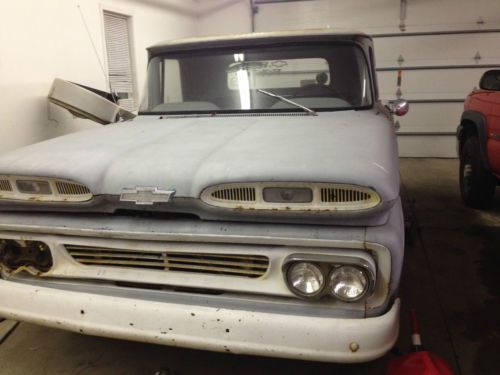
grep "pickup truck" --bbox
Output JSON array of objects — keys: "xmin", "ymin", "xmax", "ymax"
[
  {"xmin": 458, "ymin": 69, "xmax": 500, "ymax": 208},
  {"xmin": 0, "ymin": 30, "xmax": 407, "ymax": 363}
]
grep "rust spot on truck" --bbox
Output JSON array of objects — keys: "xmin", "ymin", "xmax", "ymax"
[{"xmin": 349, "ymin": 342, "xmax": 360, "ymax": 352}]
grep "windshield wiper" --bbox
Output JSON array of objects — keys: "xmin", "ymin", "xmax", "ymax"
[{"xmin": 257, "ymin": 89, "xmax": 317, "ymax": 116}]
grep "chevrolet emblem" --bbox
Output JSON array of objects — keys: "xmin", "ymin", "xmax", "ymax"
[{"xmin": 120, "ymin": 187, "xmax": 176, "ymax": 205}]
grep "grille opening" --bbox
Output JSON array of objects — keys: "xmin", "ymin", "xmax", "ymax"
[
  {"xmin": 172, "ymin": 286, "xmax": 224, "ymax": 295},
  {"xmin": 115, "ymin": 281, "xmax": 165, "ymax": 290},
  {"xmin": 113, "ymin": 281, "xmax": 225, "ymax": 295},
  {"xmin": 113, "ymin": 210, "xmax": 200, "ymax": 220},
  {"xmin": 0, "ymin": 180, "xmax": 12, "ymax": 192},
  {"xmin": 211, "ymin": 187, "xmax": 256, "ymax": 202},
  {"xmin": 65, "ymin": 245, "xmax": 269, "ymax": 278},
  {"xmin": 55, "ymin": 181, "xmax": 91, "ymax": 196},
  {"xmin": 320, "ymin": 188, "xmax": 371, "ymax": 203}
]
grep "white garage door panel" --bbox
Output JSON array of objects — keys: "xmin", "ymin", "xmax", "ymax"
[
  {"xmin": 397, "ymin": 135, "xmax": 457, "ymax": 158},
  {"xmin": 255, "ymin": 0, "xmax": 402, "ymax": 33},
  {"xmin": 374, "ymin": 33, "xmax": 500, "ymax": 68},
  {"xmin": 405, "ymin": 0, "xmax": 500, "ymax": 30},
  {"xmin": 377, "ymin": 69, "xmax": 487, "ymax": 100},
  {"xmin": 396, "ymin": 103, "xmax": 463, "ymax": 133},
  {"xmin": 255, "ymin": 0, "xmax": 500, "ymax": 35}
]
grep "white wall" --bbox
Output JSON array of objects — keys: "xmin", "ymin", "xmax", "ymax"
[
  {"xmin": 196, "ymin": 0, "xmax": 500, "ymax": 157},
  {"xmin": 0, "ymin": 0, "xmax": 197, "ymax": 154}
]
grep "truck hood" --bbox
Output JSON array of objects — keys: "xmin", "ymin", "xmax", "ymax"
[{"xmin": 0, "ymin": 111, "xmax": 399, "ymax": 202}]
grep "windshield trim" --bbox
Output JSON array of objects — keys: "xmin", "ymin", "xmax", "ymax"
[{"xmin": 138, "ymin": 105, "xmax": 374, "ymax": 117}]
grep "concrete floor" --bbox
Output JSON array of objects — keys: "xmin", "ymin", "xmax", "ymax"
[{"xmin": 0, "ymin": 158, "xmax": 499, "ymax": 375}]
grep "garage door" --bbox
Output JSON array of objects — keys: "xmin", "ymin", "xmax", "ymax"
[
  {"xmin": 252, "ymin": 0, "xmax": 500, "ymax": 157},
  {"xmin": 375, "ymin": 30, "xmax": 500, "ymax": 157}
]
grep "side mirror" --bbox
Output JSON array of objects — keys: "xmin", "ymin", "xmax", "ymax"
[
  {"xmin": 479, "ymin": 70, "xmax": 500, "ymax": 91},
  {"xmin": 48, "ymin": 78, "xmax": 136, "ymax": 125},
  {"xmin": 390, "ymin": 99, "xmax": 409, "ymax": 117}
]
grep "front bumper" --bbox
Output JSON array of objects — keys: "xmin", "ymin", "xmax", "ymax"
[{"xmin": 0, "ymin": 277, "xmax": 399, "ymax": 363}]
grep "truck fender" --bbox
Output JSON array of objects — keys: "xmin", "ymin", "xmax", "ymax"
[{"xmin": 457, "ymin": 110, "xmax": 490, "ymax": 171}]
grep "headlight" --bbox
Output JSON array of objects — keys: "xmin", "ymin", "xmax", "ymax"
[
  {"xmin": 0, "ymin": 175, "xmax": 92, "ymax": 202},
  {"xmin": 283, "ymin": 254, "xmax": 376, "ymax": 302},
  {"xmin": 328, "ymin": 266, "xmax": 369, "ymax": 302},
  {"xmin": 286, "ymin": 262, "xmax": 325, "ymax": 297},
  {"xmin": 201, "ymin": 182, "xmax": 380, "ymax": 211}
]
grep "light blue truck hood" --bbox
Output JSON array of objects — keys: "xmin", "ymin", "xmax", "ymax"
[{"xmin": 0, "ymin": 110, "xmax": 400, "ymax": 202}]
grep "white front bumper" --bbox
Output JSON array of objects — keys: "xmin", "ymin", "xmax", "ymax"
[{"xmin": 0, "ymin": 278, "xmax": 399, "ymax": 363}]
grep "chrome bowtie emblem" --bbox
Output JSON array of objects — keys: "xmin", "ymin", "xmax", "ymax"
[{"xmin": 120, "ymin": 187, "xmax": 175, "ymax": 205}]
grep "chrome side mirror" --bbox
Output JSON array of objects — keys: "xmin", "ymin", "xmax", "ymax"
[{"xmin": 390, "ymin": 99, "xmax": 409, "ymax": 116}]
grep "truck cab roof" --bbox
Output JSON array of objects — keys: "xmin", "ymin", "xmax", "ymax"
[{"xmin": 148, "ymin": 29, "xmax": 372, "ymax": 55}]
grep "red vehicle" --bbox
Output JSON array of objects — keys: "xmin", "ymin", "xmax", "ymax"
[{"xmin": 457, "ymin": 69, "xmax": 500, "ymax": 208}]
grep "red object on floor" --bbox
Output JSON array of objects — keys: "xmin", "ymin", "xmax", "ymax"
[
  {"xmin": 387, "ymin": 351, "xmax": 454, "ymax": 375},
  {"xmin": 387, "ymin": 309, "xmax": 454, "ymax": 375}
]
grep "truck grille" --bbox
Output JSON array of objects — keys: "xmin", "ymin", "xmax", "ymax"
[
  {"xmin": 0, "ymin": 179, "xmax": 12, "ymax": 191},
  {"xmin": 55, "ymin": 181, "xmax": 91, "ymax": 196},
  {"xmin": 65, "ymin": 245, "xmax": 269, "ymax": 278},
  {"xmin": 320, "ymin": 187, "xmax": 372, "ymax": 203},
  {"xmin": 202, "ymin": 183, "xmax": 380, "ymax": 210},
  {"xmin": 211, "ymin": 187, "xmax": 256, "ymax": 201}
]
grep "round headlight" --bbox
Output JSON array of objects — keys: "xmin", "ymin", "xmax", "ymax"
[
  {"xmin": 287, "ymin": 262, "xmax": 325, "ymax": 297},
  {"xmin": 328, "ymin": 266, "xmax": 369, "ymax": 302}
]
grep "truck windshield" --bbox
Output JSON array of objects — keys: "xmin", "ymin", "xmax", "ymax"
[{"xmin": 139, "ymin": 43, "xmax": 373, "ymax": 114}]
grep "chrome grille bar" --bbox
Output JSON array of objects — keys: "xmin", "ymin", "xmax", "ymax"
[{"xmin": 65, "ymin": 245, "xmax": 269, "ymax": 278}]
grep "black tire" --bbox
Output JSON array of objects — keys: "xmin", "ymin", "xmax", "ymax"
[{"xmin": 459, "ymin": 136, "xmax": 496, "ymax": 208}]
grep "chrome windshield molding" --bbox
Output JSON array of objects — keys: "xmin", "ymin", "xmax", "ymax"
[{"xmin": 138, "ymin": 105, "xmax": 374, "ymax": 117}]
